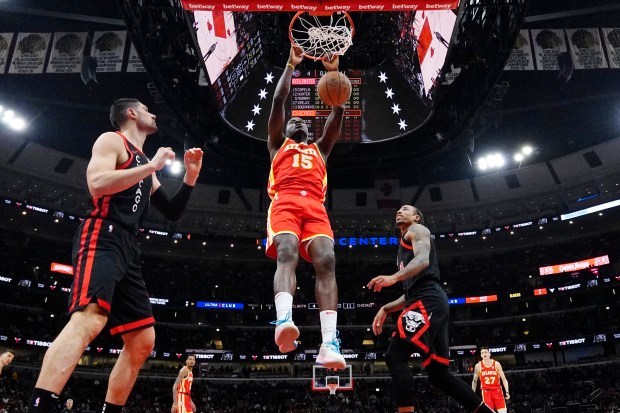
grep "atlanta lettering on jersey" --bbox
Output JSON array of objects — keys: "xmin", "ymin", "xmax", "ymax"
[{"xmin": 282, "ymin": 142, "xmax": 319, "ymax": 157}]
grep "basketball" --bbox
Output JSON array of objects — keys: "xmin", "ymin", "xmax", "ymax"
[{"xmin": 317, "ymin": 71, "xmax": 351, "ymax": 106}]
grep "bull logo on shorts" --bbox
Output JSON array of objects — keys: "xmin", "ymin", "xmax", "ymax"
[{"xmin": 403, "ymin": 310, "xmax": 426, "ymax": 333}]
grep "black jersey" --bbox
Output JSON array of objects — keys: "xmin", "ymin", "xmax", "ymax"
[
  {"xmin": 396, "ymin": 225, "xmax": 441, "ymax": 300},
  {"xmin": 87, "ymin": 132, "xmax": 152, "ymax": 233}
]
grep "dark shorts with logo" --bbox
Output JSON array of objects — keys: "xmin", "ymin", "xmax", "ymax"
[
  {"xmin": 391, "ymin": 281, "xmax": 450, "ymax": 367},
  {"xmin": 69, "ymin": 218, "xmax": 154, "ymax": 335}
]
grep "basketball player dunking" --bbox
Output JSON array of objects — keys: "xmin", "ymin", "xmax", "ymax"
[
  {"xmin": 266, "ymin": 46, "xmax": 346, "ymax": 369},
  {"xmin": 172, "ymin": 355, "xmax": 196, "ymax": 413},
  {"xmin": 29, "ymin": 98, "xmax": 203, "ymax": 413},
  {"xmin": 472, "ymin": 347, "xmax": 510, "ymax": 413}
]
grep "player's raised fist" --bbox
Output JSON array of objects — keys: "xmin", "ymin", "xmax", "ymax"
[
  {"xmin": 184, "ymin": 148, "xmax": 203, "ymax": 178},
  {"xmin": 151, "ymin": 147, "xmax": 175, "ymax": 170},
  {"xmin": 288, "ymin": 45, "xmax": 304, "ymax": 67}
]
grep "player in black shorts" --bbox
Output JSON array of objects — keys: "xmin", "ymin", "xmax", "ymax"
[
  {"xmin": 368, "ymin": 205, "xmax": 494, "ymax": 413},
  {"xmin": 29, "ymin": 98, "xmax": 203, "ymax": 413}
]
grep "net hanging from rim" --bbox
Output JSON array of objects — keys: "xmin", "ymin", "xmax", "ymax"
[
  {"xmin": 325, "ymin": 376, "xmax": 340, "ymax": 395},
  {"xmin": 289, "ymin": 12, "xmax": 355, "ymax": 61}
]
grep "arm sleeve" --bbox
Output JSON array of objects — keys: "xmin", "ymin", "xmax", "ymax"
[{"xmin": 150, "ymin": 183, "xmax": 194, "ymax": 221}]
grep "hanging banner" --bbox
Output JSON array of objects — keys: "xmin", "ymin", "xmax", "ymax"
[
  {"xmin": 531, "ymin": 28, "xmax": 567, "ymax": 71},
  {"xmin": 181, "ymin": 0, "xmax": 460, "ymax": 12},
  {"xmin": 126, "ymin": 42, "xmax": 145, "ymax": 73},
  {"xmin": 8, "ymin": 32, "xmax": 52, "ymax": 74},
  {"xmin": 566, "ymin": 28, "xmax": 607, "ymax": 69},
  {"xmin": 0, "ymin": 33, "xmax": 14, "ymax": 74},
  {"xmin": 90, "ymin": 31, "xmax": 127, "ymax": 72},
  {"xmin": 46, "ymin": 32, "xmax": 88, "ymax": 74},
  {"xmin": 601, "ymin": 28, "xmax": 620, "ymax": 69},
  {"xmin": 504, "ymin": 29, "xmax": 535, "ymax": 70}
]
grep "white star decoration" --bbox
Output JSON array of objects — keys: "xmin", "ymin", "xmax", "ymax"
[
  {"xmin": 251, "ymin": 104, "xmax": 261, "ymax": 116},
  {"xmin": 264, "ymin": 72, "xmax": 274, "ymax": 83},
  {"xmin": 391, "ymin": 103, "xmax": 401, "ymax": 115},
  {"xmin": 258, "ymin": 89, "xmax": 268, "ymax": 99},
  {"xmin": 245, "ymin": 120, "xmax": 255, "ymax": 131},
  {"xmin": 398, "ymin": 119, "xmax": 408, "ymax": 130},
  {"xmin": 378, "ymin": 72, "xmax": 388, "ymax": 83},
  {"xmin": 385, "ymin": 88, "xmax": 394, "ymax": 99}
]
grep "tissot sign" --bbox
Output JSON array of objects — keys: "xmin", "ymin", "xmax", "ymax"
[{"xmin": 180, "ymin": 0, "xmax": 459, "ymax": 11}]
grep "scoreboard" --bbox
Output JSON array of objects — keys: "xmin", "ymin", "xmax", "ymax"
[{"xmin": 290, "ymin": 70, "xmax": 362, "ymax": 142}]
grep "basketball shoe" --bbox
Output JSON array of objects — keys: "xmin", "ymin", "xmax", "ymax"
[
  {"xmin": 271, "ymin": 312, "xmax": 299, "ymax": 353},
  {"xmin": 316, "ymin": 332, "xmax": 346, "ymax": 370}
]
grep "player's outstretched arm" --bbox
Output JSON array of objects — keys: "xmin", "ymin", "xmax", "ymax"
[
  {"xmin": 372, "ymin": 294, "xmax": 406, "ymax": 335},
  {"xmin": 316, "ymin": 54, "xmax": 345, "ymax": 159},
  {"xmin": 268, "ymin": 46, "xmax": 303, "ymax": 158},
  {"xmin": 367, "ymin": 225, "xmax": 431, "ymax": 292},
  {"xmin": 87, "ymin": 132, "xmax": 172, "ymax": 198}
]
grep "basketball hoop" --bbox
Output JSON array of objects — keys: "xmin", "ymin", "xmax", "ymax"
[
  {"xmin": 289, "ymin": 12, "xmax": 355, "ymax": 61},
  {"xmin": 325, "ymin": 376, "xmax": 339, "ymax": 395}
]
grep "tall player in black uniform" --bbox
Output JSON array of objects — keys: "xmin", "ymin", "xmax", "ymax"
[
  {"xmin": 368, "ymin": 205, "xmax": 494, "ymax": 413},
  {"xmin": 29, "ymin": 98, "xmax": 203, "ymax": 413}
]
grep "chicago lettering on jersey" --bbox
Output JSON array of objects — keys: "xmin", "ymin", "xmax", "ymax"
[{"xmin": 133, "ymin": 154, "xmax": 143, "ymax": 213}]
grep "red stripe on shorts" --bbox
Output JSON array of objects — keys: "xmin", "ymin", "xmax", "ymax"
[{"xmin": 77, "ymin": 218, "xmax": 103, "ymax": 308}]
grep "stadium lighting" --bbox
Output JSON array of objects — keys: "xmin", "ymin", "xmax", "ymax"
[
  {"xmin": 478, "ymin": 153, "xmax": 505, "ymax": 171},
  {"xmin": 522, "ymin": 145, "xmax": 533, "ymax": 155},
  {"xmin": 0, "ymin": 105, "xmax": 28, "ymax": 132},
  {"xmin": 2, "ymin": 110, "xmax": 14, "ymax": 122},
  {"xmin": 491, "ymin": 154, "xmax": 505, "ymax": 167},
  {"xmin": 514, "ymin": 153, "xmax": 524, "ymax": 162},
  {"xmin": 169, "ymin": 160, "xmax": 182, "ymax": 175},
  {"xmin": 9, "ymin": 118, "xmax": 26, "ymax": 131}
]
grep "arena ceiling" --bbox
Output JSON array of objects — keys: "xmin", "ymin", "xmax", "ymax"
[{"xmin": 0, "ymin": 0, "xmax": 619, "ymax": 190}]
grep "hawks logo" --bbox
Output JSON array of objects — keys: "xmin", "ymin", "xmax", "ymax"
[{"xmin": 403, "ymin": 310, "xmax": 426, "ymax": 333}]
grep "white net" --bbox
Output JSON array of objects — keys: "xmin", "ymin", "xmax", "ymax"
[
  {"xmin": 325, "ymin": 376, "xmax": 339, "ymax": 395},
  {"xmin": 290, "ymin": 12, "xmax": 354, "ymax": 60}
]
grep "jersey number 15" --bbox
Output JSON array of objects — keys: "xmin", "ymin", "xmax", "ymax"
[{"xmin": 292, "ymin": 153, "xmax": 313, "ymax": 169}]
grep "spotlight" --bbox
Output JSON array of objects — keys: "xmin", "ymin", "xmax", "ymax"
[
  {"xmin": 478, "ymin": 157, "xmax": 488, "ymax": 170},
  {"xmin": 486, "ymin": 153, "xmax": 505, "ymax": 168},
  {"xmin": 9, "ymin": 118, "xmax": 26, "ymax": 131},
  {"xmin": 2, "ymin": 110, "xmax": 14, "ymax": 122},
  {"xmin": 522, "ymin": 146, "xmax": 533, "ymax": 155},
  {"xmin": 169, "ymin": 160, "xmax": 182, "ymax": 174},
  {"xmin": 514, "ymin": 153, "xmax": 524, "ymax": 162}
]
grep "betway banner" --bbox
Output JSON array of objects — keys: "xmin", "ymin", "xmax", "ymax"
[{"xmin": 180, "ymin": 0, "xmax": 460, "ymax": 12}]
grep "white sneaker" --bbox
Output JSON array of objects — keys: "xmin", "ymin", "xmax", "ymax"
[
  {"xmin": 316, "ymin": 338, "xmax": 346, "ymax": 370},
  {"xmin": 273, "ymin": 321, "xmax": 299, "ymax": 353}
]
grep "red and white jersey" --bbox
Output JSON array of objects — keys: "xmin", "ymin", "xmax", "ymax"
[
  {"xmin": 178, "ymin": 369, "xmax": 193, "ymax": 395},
  {"xmin": 267, "ymin": 138, "xmax": 327, "ymax": 202},
  {"xmin": 480, "ymin": 360, "xmax": 501, "ymax": 390}
]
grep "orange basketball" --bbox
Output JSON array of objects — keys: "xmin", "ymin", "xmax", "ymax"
[{"xmin": 317, "ymin": 71, "xmax": 351, "ymax": 106}]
